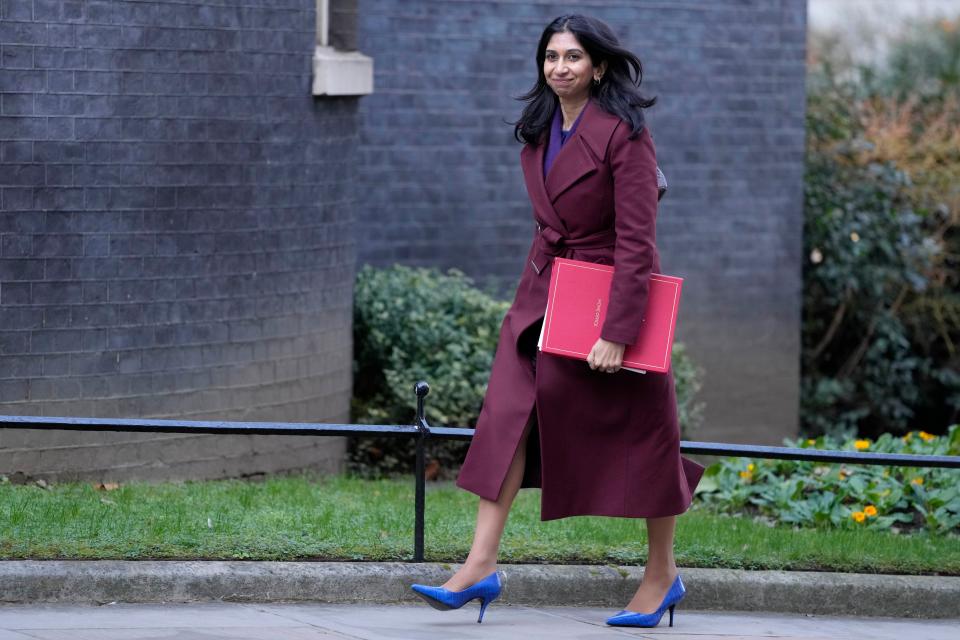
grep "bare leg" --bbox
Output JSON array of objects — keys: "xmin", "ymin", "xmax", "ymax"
[
  {"xmin": 624, "ymin": 515, "xmax": 679, "ymax": 612},
  {"xmin": 441, "ymin": 407, "xmax": 535, "ymax": 591}
]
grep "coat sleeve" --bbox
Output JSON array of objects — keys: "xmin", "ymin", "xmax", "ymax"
[{"xmin": 599, "ymin": 123, "xmax": 659, "ymax": 346}]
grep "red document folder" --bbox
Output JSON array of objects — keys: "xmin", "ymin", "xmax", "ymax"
[{"xmin": 537, "ymin": 257, "xmax": 683, "ymax": 374}]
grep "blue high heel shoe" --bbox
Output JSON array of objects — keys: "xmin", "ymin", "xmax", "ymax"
[
  {"xmin": 410, "ymin": 570, "xmax": 502, "ymax": 623},
  {"xmin": 605, "ymin": 573, "xmax": 686, "ymax": 627}
]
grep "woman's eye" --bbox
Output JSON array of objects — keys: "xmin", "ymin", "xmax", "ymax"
[{"xmin": 545, "ymin": 53, "xmax": 580, "ymax": 62}]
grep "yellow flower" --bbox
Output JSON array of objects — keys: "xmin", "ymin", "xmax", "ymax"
[
  {"xmin": 918, "ymin": 431, "xmax": 935, "ymax": 442},
  {"xmin": 864, "ymin": 505, "xmax": 878, "ymax": 517},
  {"xmin": 747, "ymin": 463, "xmax": 755, "ymax": 471},
  {"xmin": 852, "ymin": 511, "xmax": 866, "ymax": 523},
  {"xmin": 839, "ymin": 469, "xmax": 849, "ymax": 480},
  {"xmin": 854, "ymin": 439, "xmax": 870, "ymax": 450},
  {"xmin": 911, "ymin": 476, "xmax": 924, "ymax": 485},
  {"xmin": 806, "ymin": 438, "xmax": 816, "ymax": 445},
  {"xmin": 903, "ymin": 431, "xmax": 914, "ymax": 441},
  {"xmin": 739, "ymin": 470, "xmax": 753, "ymax": 480}
]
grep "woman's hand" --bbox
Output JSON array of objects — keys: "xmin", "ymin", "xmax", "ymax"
[{"xmin": 587, "ymin": 338, "xmax": 626, "ymax": 373}]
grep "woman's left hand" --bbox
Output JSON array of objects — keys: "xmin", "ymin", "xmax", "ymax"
[{"xmin": 587, "ymin": 338, "xmax": 626, "ymax": 373}]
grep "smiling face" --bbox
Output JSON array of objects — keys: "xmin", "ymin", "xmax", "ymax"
[{"xmin": 543, "ymin": 31, "xmax": 605, "ymax": 102}]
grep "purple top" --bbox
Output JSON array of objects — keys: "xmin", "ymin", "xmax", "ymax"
[{"xmin": 543, "ymin": 98, "xmax": 589, "ymax": 177}]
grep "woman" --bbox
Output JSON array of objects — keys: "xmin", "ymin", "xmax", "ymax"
[{"xmin": 411, "ymin": 14, "xmax": 705, "ymax": 627}]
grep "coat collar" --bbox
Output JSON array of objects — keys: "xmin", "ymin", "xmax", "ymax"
[{"xmin": 520, "ymin": 98, "xmax": 622, "ymax": 233}]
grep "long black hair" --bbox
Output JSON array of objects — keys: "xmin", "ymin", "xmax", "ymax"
[{"xmin": 512, "ymin": 14, "xmax": 656, "ymax": 145}]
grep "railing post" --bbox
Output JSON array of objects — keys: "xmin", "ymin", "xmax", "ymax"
[{"xmin": 413, "ymin": 380, "xmax": 431, "ymax": 562}]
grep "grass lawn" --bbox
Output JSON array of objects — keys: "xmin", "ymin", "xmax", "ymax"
[{"xmin": 1, "ymin": 472, "xmax": 956, "ymax": 575}]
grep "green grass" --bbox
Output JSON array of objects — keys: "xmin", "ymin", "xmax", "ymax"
[{"xmin": 1, "ymin": 472, "xmax": 957, "ymax": 575}]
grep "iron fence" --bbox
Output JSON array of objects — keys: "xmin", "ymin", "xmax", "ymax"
[{"xmin": 2, "ymin": 380, "xmax": 958, "ymax": 561}]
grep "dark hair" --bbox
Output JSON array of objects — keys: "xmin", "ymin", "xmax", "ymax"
[{"xmin": 512, "ymin": 14, "xmax": 656, "ymax": 145}]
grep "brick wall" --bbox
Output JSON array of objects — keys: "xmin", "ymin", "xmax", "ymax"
[
  {"xmin": 356, "ymin": 0, "xmax": 807, "ymax": 445},
  {"xmin": 0, "ymin": 0, "xmax": 357, "ymax": 482}
]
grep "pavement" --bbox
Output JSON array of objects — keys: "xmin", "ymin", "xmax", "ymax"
[
  {"xmin": 1, "ymin": 601, "xmax": 959, "ymax": 639},
  {"xmin": 2, "ymin": 560, "xmax": 959, "ymax": 622}
]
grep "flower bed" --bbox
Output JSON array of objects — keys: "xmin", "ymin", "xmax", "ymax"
[{"xmin": 696, "ymin": 425, "xmax": 960, "ymax": 535}]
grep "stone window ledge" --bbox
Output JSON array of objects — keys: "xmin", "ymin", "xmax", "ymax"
[{"xmin": 312, "ymin": 46, "xmax": 373, "ymax": 96}]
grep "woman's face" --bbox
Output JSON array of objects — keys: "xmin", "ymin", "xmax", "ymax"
[{"xmin": 542, "ymin": 31, "xmax": 602, "ymax": 101}]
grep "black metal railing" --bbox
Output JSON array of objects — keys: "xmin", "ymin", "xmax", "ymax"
[{"xmin": 2, "ymin": 380, "xmax": 958, "ymax": 561}]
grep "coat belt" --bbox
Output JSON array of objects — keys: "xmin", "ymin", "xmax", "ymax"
[{"xmin": 530, "ymin": 221, "xmax": 617, "ymax": 275}]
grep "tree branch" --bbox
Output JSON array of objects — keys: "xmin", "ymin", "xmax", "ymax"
[{"xmin": 837, "ymin": 285, "xmax": 909, "ymax": 379}]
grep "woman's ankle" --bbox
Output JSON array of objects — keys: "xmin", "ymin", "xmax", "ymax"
[
  {"xmin": 462, "ymin": 557, "xmax": 497, "ymax": 573},
  {"xmin": 642, "ymin": 562, "xmax": 678, "ymax": 582}
]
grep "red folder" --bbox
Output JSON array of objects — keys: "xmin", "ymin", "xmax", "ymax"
[{"xmin": 537, "ymin": 257, "xmax": 683, "ymax": 374}]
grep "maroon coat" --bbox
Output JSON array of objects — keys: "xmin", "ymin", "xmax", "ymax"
[{"xmin": 455, "ymin": 98, "xmax": 705, "ymax": 521}]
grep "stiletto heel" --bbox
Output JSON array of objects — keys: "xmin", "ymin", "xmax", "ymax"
[
  {"xmin": 410, "ymin": 570, "xmax": 502, "ymax": 624},
  {"xmin": 477, "ymin": 596, "xmax": 492, "ymax": 623},
  {"xmin": 605, "ymin": 573, "xmax": 686, "ymax": 628}
]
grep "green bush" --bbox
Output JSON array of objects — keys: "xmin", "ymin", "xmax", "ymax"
[
  {"xmin": 872, "ymin": 17, "xmax": 960, "ymax": 102},
  {"xmin": 350, "ymin": 264, "xmax": 509, "ymax": 478},
  {"xmin": 802, "ymin": 18, "xmax": 960, "ymax": 439},
  {"xmin": 696, "ymin": 424, "xmax": 960, "ymax": 536},
  {"xmin": 802, "ymin": 117, "xmax": 939, "ymax": 436},
  {"xmin": 672, "ymin": 341, "xmax": 706, "ymax": 440},
  {"xmin": 350, "ymin": 263, "xmax": 705, "ymax": 478}
]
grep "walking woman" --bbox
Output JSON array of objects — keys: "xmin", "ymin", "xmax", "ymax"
[{"xmin": 411, "ymin": 14, "xmax": 705, "ymax": 627}]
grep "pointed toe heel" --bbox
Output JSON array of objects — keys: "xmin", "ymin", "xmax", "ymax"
[
  {"xmin": 411, "ymin": 584, "xmax": 453, "ymax": 610},
  {"xmin": 605, "ymin": 573, "xmax": 686, "ymax": 628},
  {"xmin": 409, "ymin": 570, "xmax": 502, "ymax": 624}
]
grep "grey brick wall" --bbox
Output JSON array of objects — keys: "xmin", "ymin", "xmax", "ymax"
[
  {"xmin": 356, "ymin": 0, "xmax": 807, "ymax": 445},
  {"xmin": 0, "ymin": 0, "xmax": 358, "ymax": 482}
]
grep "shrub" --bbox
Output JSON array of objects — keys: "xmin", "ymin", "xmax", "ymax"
[
  {"xmin": 350, "ymin": 264, "xmax": 509, "ymax": 479},
  {"xmin": 875, "ymin": 17, "xmax": 960, "ymax": 102},
  {"xmin": 802, "ymin": 111, "xmax": 939, "ymax": 436},
  {"xmin": 696, "ymin": 424, "xmax": 960, "ymax": 536},
  {"xmin": 802, "ymin": 17, "xmax": 960, "ymax": 439},
  {"xmin": 350, "ymin": 263, "xmax": 705, "ymax": 478},
  {"xmin": 672, "ymin": 341, "xmax": 706, "ymax": 440}
]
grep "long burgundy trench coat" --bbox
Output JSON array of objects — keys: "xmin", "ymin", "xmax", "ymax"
[{"xmin": 455, "ymin": 98, "xmax": 705, "ymax": 521}]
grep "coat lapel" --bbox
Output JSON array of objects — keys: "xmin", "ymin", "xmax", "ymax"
[
  {"xmin": 520, "ymin": 98, "xmax": 623, "ymax": 232},
  {"xmin": 544, "ymin": 134, "xmax": 596, "ymax": 203},
  {"xmin": 521, "ymin": 130, "xmax": 568, "ymax": 233}
]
